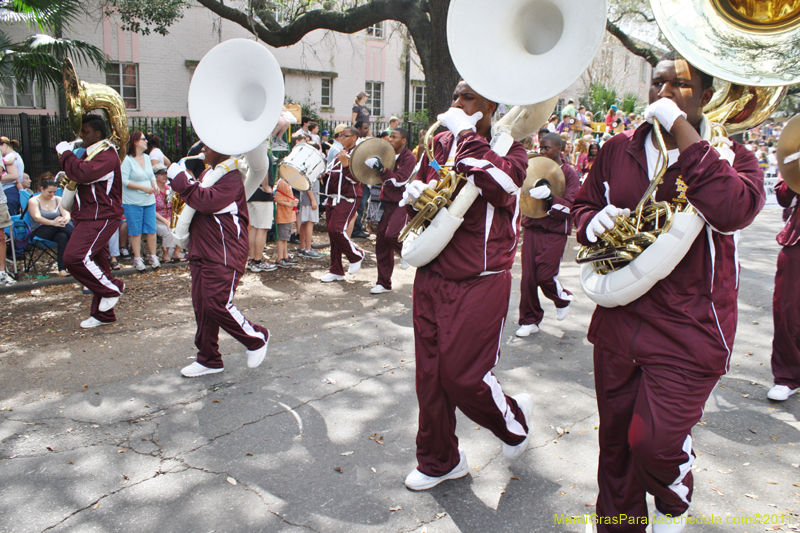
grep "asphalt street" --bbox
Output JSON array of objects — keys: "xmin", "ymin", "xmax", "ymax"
[{"xmin": 0, "ymin": 209, "xmax": 797, "ymax": 533}]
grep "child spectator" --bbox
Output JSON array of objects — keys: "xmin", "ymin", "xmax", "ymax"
[
  {"xmin": 274, "ymin": 177, "xmax": 299, "ymax": 268},
  {"xmin": 298, "ymin": 173, "xmax": 322, "ymax": 259}
]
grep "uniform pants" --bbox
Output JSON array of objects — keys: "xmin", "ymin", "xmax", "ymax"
[
  {"xmin": 326, "ymin": 201, "xmax": 364, "ymax": 276},
  {"xmin": 413, "ymin": 268, "xmax": 527, "ymax": 477},
  {"xmin": 594, "ymin": 346, "xmax": 719, "ymax": 532},
  {"xmin": 64, "ymin": 219, "xmax": 125, "ymax": 323},
  {"xmin": 772, "ymin": 244, "xmax": 800, "ymax": 389},
  {"xmin": 375, "ymin": 202, "xmax": 406, "ymax": 290},
  {"xmin": 519, "ymin": 229, "xmax": 573, "ymax": 326},
  {"xmin": 190, "ymin": 259, "xmax": 268, "ymax": 369}
]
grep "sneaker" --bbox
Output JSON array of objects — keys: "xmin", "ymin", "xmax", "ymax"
[
  {"xmin": 515, "ymin": 324, "xmax": 539, "ymax": 337},
  {"xmin": 286, "ymin": 254, "xmax": 298, "ymax": 265},
  {"xmin": 255, "ymin": 260, "xmax": 277, "ymax": 272},
  {"xmin": 120, "ymin": 248, "xmax": 131, "ymax": 259},
  {"xmin": 0, "ymin": 271, "xmax": 15, "ymax": 285},
  {"xmin": 247, "ymin": 331, "xmax": 270, "ymax": 368},
  {"xmin": 305, "ymin": 249, "xmax": 323, "ymax": 259},
  {"xmin": 320, "ymin": 272, "xmax": 345, "ymax": 283},
  {"xmin": 652, "ymin": 510, "xmax": 688, "ymax": 533},
  {"xmin": 405, "ymin": 449, "xmax": 469, "ymax": 491},
  {"xmin": 276, "ymin": 258, "xmax": 293, "ymax": 269},
  {"xmin": 370, "ymin": 284, "xmax": 391, "ymax": 294},
  {"xmin": 99, "ymin": 296, "xmax": 119, "ymax": 313},
  {"xmin": 149, "ymin": 255, "xmax": 161, "ymax": 269},
  {"xmin": 181, "ymin": 362, "xmax": 224, "ymax": 378},
  {"xmin": 247, "ymin": 259, "xmax": 259, "ymax": 272},
  {"xmin": 556, "ymin": 304, "xmax": 570, "ymax": 321},
  {"xmin": 80, "ymin": 316, "xmax": 113, "ymax": 329},
  {"xmin": 767, "ymin": 384, "xmax": 798, "ymax": 401},
  {"xmin": 348, "ymin": 258, "xmax": 363, "ymax": 275},
  {"xmin": 400, "ymin": 259, "xmax": 410, "ymax": 270},
  {"xmin": 133, "ymin": 257, "xmax": 146, "ymax": 272},
  {"xmin": 352, "ymin": 231, "xmax": 370, "ymax": 239},
  {"xmin": 503, "ymin": 393, "xmax": 533, "ymax": 459}
]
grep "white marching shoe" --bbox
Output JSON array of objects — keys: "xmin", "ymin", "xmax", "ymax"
[
  {"xmin": 370, "ymin": 284, "xmax": 391, "ymax": 294},
  {"xmin": 556, "ymin": 304, "xmax": 570, "ymax": 321},
  {"xmin": 80, "ymin": 316, "xmax": 113, "ymax": 329},
  {"xmin": 652, "ymin": 510, "xmax": 688, "ymax": 533},
  {"xmin": 515, "ymin": 324, "xmax": 539, "ymax": 337},
  {"xmin": 767, "ymin": 384, "xmax": 798, "ymax": 401},
  {"xmin": 503, "ymin": 393, "xmax": 533, "ymax": 459},
  {"xmin": 181, "ymin": 362, "xmax": 224, "ymax": 378},
  {"xmin": 348, "ymin": 258, "xmax": 363, "ymax": 275},
  {"xmin": 320, "ymin": 273, "xmax": 345, "ymax": 283},
  {"xmin": 405, "ymin": 449, "xmax": 469, "ymax": 491},
  {"xmin": 247, "ymin": 332, "xmax": 269, "ymax": 369},
  {"xmin": 98, "ymin": 296, "xmax": 119, "ymax": 313}
]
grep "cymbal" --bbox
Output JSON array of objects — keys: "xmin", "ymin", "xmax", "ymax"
[
  {"xmin": 350, "ymin": 138, "xmax": 396, "ymax": 185},
  {"xmin": 778, "ymin": 114, "xmax": 800, "ymax": 194},
  {"xmin": 519, "ymin": 154, "xmax": 565, "ymax": 219}
]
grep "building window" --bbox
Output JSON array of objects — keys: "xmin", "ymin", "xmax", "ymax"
[
  {"xmin": 105, "ymin": 62, "xmax": 139, "ymax": 110},
  {"xmin": 365, "ymin": 81, "xmax": 382, "ymax": 117},
  {"xmin": 0, "ymin": 78, "xmax": 45, "ymax": 108},
  {"xmin": 321, "ymin": 78, "xmax": 332, "ymax": 107},
  {"xmin": 412, "ymin": 85, "xmax": 426, "ymax": 114},
  {"xmin": 366, "ymin": 22, "xmax": 384, "ymax": 38}
]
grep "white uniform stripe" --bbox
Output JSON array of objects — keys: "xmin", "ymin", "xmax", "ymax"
[
  {"xmin": 83, "ymin": 220, "xmax": 121, "ymax": 294},
  {"xmin": 667, "ymin": 434, "xmax": 694, "ymax": 505},
  {"xmin": 510, "ymin": 190, "xmax": 521, "ymax": 252},
  {"xmin": 484, "ymin": 204, "xmax": 495, "ymax": 272},
  {"xmin": 483, "ymin": 370, "xmax": 527, "ymax": 437},
  {"xmin": 460, "ymin": 157, "xmax": 520, "ymax": 194},
  {"xmin": 225, "ymin": 273, "xmax": 266, "ymax": 343},
  {"xmin": 551, "ymin": 204, "xmax": 570, "ymax": 214},
  {"xmin": 733, "ymin": 230, "xmax": 740, "ymax": 290},
  {"xmin": 341, "ymin": 200, "xmax": 364, "ymax": 259},
  {"xmin": 706, "ymin": 226, "xmax": 716, "ymax": 293},
  {"xmin": 711, "ymin": 301, "xmax": 733, "ymax": 372}
]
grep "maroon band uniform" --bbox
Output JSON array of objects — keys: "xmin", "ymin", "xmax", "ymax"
[
  {"xmin": 324, "ymin": 154, "xmax": 364, "ymax": 276},
  {"xmin": 60, "ymin": 144, "xmax": 125, "ymax": 323},
  {"xmin": 374, "ymin": 146, "xmax": 416, "ymax": 290},
  {"xmin": 771, "ymin": 178, "xmax": 800, "ymax": 391},
  {"xmin": 171, "ymin": 164, "xmax": 268, "ymax": 368},
  {"xmin": 572, "ymin": 123, "xmax": 764, "ymax": 531},
  {"xmin": 518, "ymin": 155, "xmax": 580, "ymax": 326},
  {"xmin": 409, "ymin": 130, "xmax": 529, "ymax": 477}
]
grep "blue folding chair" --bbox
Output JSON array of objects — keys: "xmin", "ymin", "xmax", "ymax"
[{"xmin": 18, "ymin": 190, "xmax": 60, "ymax": 276}]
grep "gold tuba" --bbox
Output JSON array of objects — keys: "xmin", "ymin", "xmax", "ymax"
[
  {"xmin": 61, "ymin": 58, "xmax": 128, "ymax": 210},
  {"xmin": 576, "ymin": 0, "xmax": 800, "ymax": 308}
]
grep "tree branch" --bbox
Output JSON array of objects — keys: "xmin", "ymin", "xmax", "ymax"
[
  {"xmin": 606, "ymin": 19, "xmax": 660, "ymax": 67},
  {"xmin": 196, "ymin": 0, "xmax": 428, "ymax": 48}
]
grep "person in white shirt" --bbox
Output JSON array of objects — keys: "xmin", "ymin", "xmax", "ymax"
[{"xmin": 145, "ymin": 134, "xmax": 172, "ymax": 167}]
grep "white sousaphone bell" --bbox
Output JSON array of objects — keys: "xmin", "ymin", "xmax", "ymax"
[
  {"xmin": 172, "ymin": 39, "xmax": 285, "ymax": 248},
  {"xmin": 400, "ymin": 0, "xmax": 607, "ymax": 268}
]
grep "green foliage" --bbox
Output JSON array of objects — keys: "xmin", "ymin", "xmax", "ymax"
[
  {"xmin": 404, "ymin": 108, "xmax": 428, "ymax": 125},
  {"xmin": 622, "ymin": 91, "xmax": 644, "ymax": 115},
  {"xmin": 585, "ymin": 83, "xmax": 618, "ymax": 117},
  {"xmin": 104, "ymin": 0, "xmax": 187, "ymax": 36}
]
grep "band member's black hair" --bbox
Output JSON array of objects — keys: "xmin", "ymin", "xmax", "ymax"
[
  {"xmin": 82, "ymin": 114, "xmax": 107, "ymax": 139},
  {"xmin": 393, "ymin": 127, "xmax": 409, "ymax": 141}
]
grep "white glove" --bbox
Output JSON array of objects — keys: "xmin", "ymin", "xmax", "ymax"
[
  {"xmin": 644, "ymin": 98, "xmax": 687, "ymax": 132},
  {"xmin": 586, "ymin": 205, "xmax": 631, "ymax": 243},
  {"xmin": 399, "ymin": 179, "xmax": 436, "ymax": 208},
  {"xmin": 437, "ymin": 107, "xmax": 482, "ymax": 137},
  {"xmin": 167, "ymin": 162, "xmax": 185, "ymax": 181},
  {"xmin": 530, "ymin": 185, "xmax": 551, "ymax": 199},
  {"xmin": 55, "ymin": 141, "xmax": 73, "ymax": 156},
  {"xmin": 364, "ymin": 157, "xmax": 384, "ymax": 171}
]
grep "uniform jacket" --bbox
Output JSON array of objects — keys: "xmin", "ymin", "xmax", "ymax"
[
  {"xmin": 171, "ymin": 167, "xmax": 249, "ymax": 271},
  {"xmin": 413, "ymin": 130, "xmax": 528, "ymax": 281},
  {"xmin": 60, "ymin": 144, "xmax": 123, "ymax": 222},
  {"xmin": 324, "ymin": 153, "xmax": 362, "ymax": 205},
  {"xmin": 380, "ymin": 146, "xmax": 416, "ymax": 204},
  {"xmin": 522, "ymin": 155, "xmax": 581, "ymax": 235},
  {"xmin": 572, "ymin": 123, "xmax": 764, "ymax": 375},
  {"xmin": 775, "ymin": 178, "xmax": 800, "ymax": 247}
]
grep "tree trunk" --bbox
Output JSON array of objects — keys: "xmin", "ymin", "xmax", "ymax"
[{"xmin": 422, "ymin": 0, "xmax": 460, "ymax": 122}]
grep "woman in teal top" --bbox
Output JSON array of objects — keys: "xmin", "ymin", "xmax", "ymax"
[{"xmin": 121, "ymin": 131, "xmax": 160, "ymax": 271}]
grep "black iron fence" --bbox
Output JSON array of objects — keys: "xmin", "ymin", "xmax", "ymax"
[{"xmin": 0, "ymin": 113, "xmax": 428, "ymax": 190}]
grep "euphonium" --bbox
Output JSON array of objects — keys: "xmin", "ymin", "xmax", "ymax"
[
  {"xmin": 576, "ymin": 0, "xmax": 800, "ymax": 308},
  {"xmin": 60, "ymin": 58, "xmax": 128, "ymax": 211}
]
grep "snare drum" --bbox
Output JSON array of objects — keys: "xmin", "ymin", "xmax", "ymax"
[{"xmin": 278, "ymin": 144, "xmax": 326, "ymax": 191}]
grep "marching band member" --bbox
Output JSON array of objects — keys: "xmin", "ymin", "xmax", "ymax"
[
  {"xmin": 369, "ymin": 127, "xmax": 416, "ymax": 294},
  {"xmin": 320, "ymin": 126, "xmax": 365, "ymax": 283},
  {"xmin": 401, "ymin": 81, "xmax": 532, "ymax": 491},
  {"xmin": 57, "ymin": 115, "xmax": 125, "ymax": 328},
  {"xmin": 167, "ymin": 144, "xmax": 270, "ymax": 377},
  {"xmin": 516, "ymin": 132, "xmax": 580, "ymax": 336},
  {"xmin": 572, "ymin": 52, "xmax": 764, "ymax": 531},
  {"xmin": 768, "ymin": 177, "xmax": 800, "ymax": 401}
]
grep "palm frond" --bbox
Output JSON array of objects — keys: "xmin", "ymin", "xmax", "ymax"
[{"xmin": 20, "ymin": 34, "xmax": 107, "ymax": 68}]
